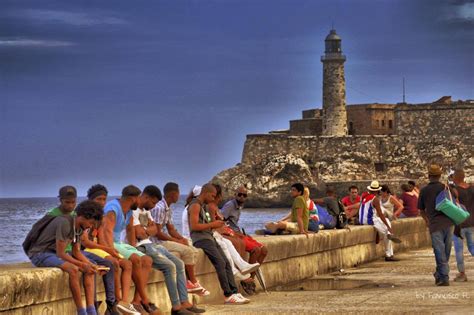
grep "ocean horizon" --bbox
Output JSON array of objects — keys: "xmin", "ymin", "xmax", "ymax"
[{"xmin": 0, "ymin": 196, "xmax": 288, "ymax": 264}]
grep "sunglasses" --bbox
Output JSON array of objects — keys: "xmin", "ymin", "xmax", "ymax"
[{"xmin": 237, "ymin": 193, "xmax": 247, "ymax": 198}]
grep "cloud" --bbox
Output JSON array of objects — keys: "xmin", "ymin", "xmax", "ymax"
[
  {"xmin": 10, "ymin": 9, "xmax": 127, "ymax": 26},
  {"xmin": 0, "ymin": 38, "xmax": 74, "ymax": 47},
  {"xmin": 443, "ymin": 1, "xmax": 474, "ymax": 26}
]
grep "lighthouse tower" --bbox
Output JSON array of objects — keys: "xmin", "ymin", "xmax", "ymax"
[{"xmin": 321, "ymin": 29, "xmax": 348, "ymax": 136}]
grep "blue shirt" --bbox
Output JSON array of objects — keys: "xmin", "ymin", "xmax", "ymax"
[{"xmin": 104, "ymin": 199, "xmax": 132, "ymax": 243}]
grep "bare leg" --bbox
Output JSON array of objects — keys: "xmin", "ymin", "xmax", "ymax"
[
  {"xmin": 185, "ymin": 264, "xmax": 198, "ymax": 283},
  {"xmin": 60, "ymin": 262, "xmax": 83, "ymax": 309},
  {"xmin": 83, "ymin": 272, "xmax": 96, "ymax": 308},
  {"xmin": 130, "ymin": 254, "xmax": 152, "ymax": 305},
  {"xmin": 120, "ymin": 259, "xmax": 133, "ymax": 302}
]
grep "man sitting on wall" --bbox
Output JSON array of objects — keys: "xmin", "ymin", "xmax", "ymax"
[
  {"xmin": 265, "ymin": 183, "xmax": 309, "ymax": 237},
  {"xmin": 341, "ymin": 185, "xmax": 361, "ymax": 223},
  {"xmin": 25, "ymin": 199, "xmax": 104, "ymax": 315}
]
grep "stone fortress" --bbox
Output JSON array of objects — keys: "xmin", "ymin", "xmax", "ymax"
[{"xmin": 213, "ymin": 29, "xmax": 474, "ymax": 207}]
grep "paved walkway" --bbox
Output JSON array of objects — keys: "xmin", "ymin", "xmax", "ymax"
[{"xmin": 202, "ymin": 247, "xmax": 474, "ymax": 314}]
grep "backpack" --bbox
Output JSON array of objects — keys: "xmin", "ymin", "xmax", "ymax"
[
  {"xmin": 336, "ymin": 200, "xmax": 348, "ymax": 229},
  {"xmin": 22, "ymin": 214, "xmax": 57, "ymax": 256}
]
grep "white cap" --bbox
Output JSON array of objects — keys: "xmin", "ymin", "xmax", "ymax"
[{"xmin": 192, "ymin": 185, "xmax": 202, "ymax": 196}]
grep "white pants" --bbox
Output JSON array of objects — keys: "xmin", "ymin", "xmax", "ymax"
[
  {"xmin": 373, "ymin": 217, "xmax": 393, "ymax": 257},
  {"xmin": 213, "ymin": 232, "xmax": 252, "ymax": 275}
]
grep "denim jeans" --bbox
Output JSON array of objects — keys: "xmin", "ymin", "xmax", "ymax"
[
  {"xmin": 453, "ymin": 226, "xmax": 474, "ymax": 273},
  {"xmin": 82, "ymin": 251, "xmax": 116, "ymax": 306},
  {"xmin": 308, "ymin": 219, "xmax": 320, "ymax": 232},
  {"xmin": 431, "ymin": 226, "xmax": 454, "ymax": 282},
  {"xmin": 137, "ymin": 243, "xmax": 188, "ymax": 307}
]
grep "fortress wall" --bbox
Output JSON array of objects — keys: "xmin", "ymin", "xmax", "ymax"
[{"xmin": 395, "ymin": 103, "xmax": 474, "ymax": 137}]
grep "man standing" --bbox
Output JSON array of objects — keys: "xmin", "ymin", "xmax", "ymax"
[
  {"xmin": 418, "ymin": 164, "xmax": 454, "ymax": 286},
  {"xmin": 451, "ymin": 168, "xmax": 474, "ymax": 282},
  {"xmin": 26, "ymin": 200, "xmax": 103, "ymax": 315},
  {"xmin": 150, "ymin": 182, "xmax": 207, "ymax": 294},
  {"xmin": 341, "ymin": 186, "xmax": 361, "ymax": 221},
  {"xmin": 221, "ymin": 186, "xmax": 268, "ymax": 273},
  {"xmin": 265, "ymin": 183, "xmax": 309, "ymax": 237},
  {"xmin": 100, "ymin": 185, "xmax": 159, "ymax": 314}
]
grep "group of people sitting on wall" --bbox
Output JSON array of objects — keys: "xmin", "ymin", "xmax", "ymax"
[
  {"xmin": 257, "ymin": 165, "xmax": 473, "ymax": 287},
  {"xmin": 24, "ymin": 182, "xmax": 268, "ymax": 315},
  {"xmin": 258, "ymin": 180, "xmax": 420, "ymax": 261}
]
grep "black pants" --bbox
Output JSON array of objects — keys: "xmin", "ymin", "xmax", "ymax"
[{"xmin": 194, "ymin": 238, "xmax": 238, "ymax": 297}]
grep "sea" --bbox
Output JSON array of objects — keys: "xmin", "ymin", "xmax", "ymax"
[{"xmin": 0, "ymin": 196, "xmax": 288, "ymax": 264}]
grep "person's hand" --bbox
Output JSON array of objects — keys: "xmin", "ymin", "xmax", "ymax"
[
  {"xmin": 81, "ymin": 262, "xmax": 97, "ymax": 274},
  {"xmin": 388, "ymin": 226, "xmax": 393, "ymax": 234},
  {"xmin": 106, "ymin": 247, "xmax": 121, "ymax": 259},
  {"xmin": 211, "ymin": 220, "xmax": 225, "ymax": 229},
  {"xmin": 301, "ymin": 231, "xmax": 309, "ymax": 238}
]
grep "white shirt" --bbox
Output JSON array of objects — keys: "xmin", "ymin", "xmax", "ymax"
[
  {"xmin": 132, "ymin": 208, "xmax": 154, "ymax": 247},
  {"xmin": 181, "ymin": 206, "xmax": 190, "ymax": 239}
]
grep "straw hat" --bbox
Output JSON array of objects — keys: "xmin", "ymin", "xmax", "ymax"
[
  {"xmin": 428, "ymin": 164, "xmax": 442, "ymax": 176},
  {"xmin": 367, "ymin": 180, "xmax": 382, "ymax": 192}
]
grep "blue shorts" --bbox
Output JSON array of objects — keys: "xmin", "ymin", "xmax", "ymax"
[{"xmin": 30, "ymin": 252, "xmax": 66, "ymax": 268}]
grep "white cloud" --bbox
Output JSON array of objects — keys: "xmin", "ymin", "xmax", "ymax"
[
  {"xmin": 11, "ymin": 9, "xmax": 127, "ymax": 26},
  {"xmin": 0, "ymin": 38, "xmax": 74, "ymax": 47}
]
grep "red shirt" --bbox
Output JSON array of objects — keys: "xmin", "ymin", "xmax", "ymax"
[
  {"xmin": 341, "ymin": 195, "xmax": 361, "ymax": 207},
  {"xmin": 400, "ymin": 192, "xmax": 419, "ymax": 217}
]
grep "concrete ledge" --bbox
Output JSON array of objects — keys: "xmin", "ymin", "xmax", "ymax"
[{"xmin": 0, "ymin": 218, "xmax": 431, "ymax": 314}]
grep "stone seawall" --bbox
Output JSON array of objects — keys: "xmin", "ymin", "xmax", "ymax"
[{"xmin": 1, "ymin": 218, "xmax": 431, "ymax": 314}]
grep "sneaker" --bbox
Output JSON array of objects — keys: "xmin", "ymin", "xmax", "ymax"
[
  {"xmin": 384, "ymin": 256, "xmax": 400, "ymax": 262},
  {"xmin": 171, "ymin": 308, "xmax": 195, "ymax": 315},
  {"xmin": 387, "ymin": 234, "xmax": 402, "ymax": 244},
  {"xmin": 454, "ymin": 273, "xmax": 468, "ymax": 282},
  {"xmin": 117, "ymin": 302, "xmax": 141, "ymax": 315},
  {"xmin": 141, "ymin": 301, "xmax": 160, "ymax": 314},
  {"xmin": 234, "ymin": 271, "xmax": 251, "ymax": 281},
  {"xmin": 224, "ymin": 294, "xmax": 248, "ymax": 305},
  {"xmin": 240, "ymin": 280, "xmax": 255, "ymax": 296},
  {"xmin": 186, "ymin": 305, "xmax": 206, "ymax": 313},
  {"xmin": 236, "ymin": 293, "xmax": 251, "ymax": 304},
  {"xmin": 106, "ymin": 302, "xmax": 121, "ymax": 315},
  {"xmin": 436, "ymin": 280, "xmax": 450, "ymax": 286},
  {"xmin": 194, "ymin": 287, "xmax": 211, "ymax": 296},
  {"xmin": 187, "ymin": 280, "xmax": 203, "ymax": 293},
  {"xmin": 240, "ymin": 263, "xmax": 260, "ymax": 275}
]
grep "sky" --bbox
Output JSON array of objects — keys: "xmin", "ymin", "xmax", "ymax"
[{"xmin": 0, "ymin": 0, "xmax": 473, "ymax": 198}]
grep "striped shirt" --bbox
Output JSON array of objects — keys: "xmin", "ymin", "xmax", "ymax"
[{"xmin": 151, "ymin": 199, "xmax": 173, "ymax": 226}]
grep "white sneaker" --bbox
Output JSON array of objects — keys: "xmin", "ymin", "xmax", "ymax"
[
  {"xmin": 240, "ymin": 263, "xmax": 260, "ymax": 275},
  {"xmin": 224, "ymin": 293, "xmax": 248, "ymax": 305},
  {"xmin": 116, "ymin": 301, "xmax": 141, "ymax": 315},
  {"xmin": 236, "ymin": 293, "xmax": 251, "ymax": 303},
  {"xmin": 234, "ymin": 271, "xmax": 251, "ymax": 281}
]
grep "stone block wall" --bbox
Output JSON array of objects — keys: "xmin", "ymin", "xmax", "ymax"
[
  {"xmin": 395, "ymin": 103, "xmax": 474, "ymax": 138},
  {"xmin": 289, "ymin": 118, "xmax": 322, "ymax": 135}
]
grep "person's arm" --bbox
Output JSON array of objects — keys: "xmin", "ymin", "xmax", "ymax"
[
  {"xmin": 81, "ymin": 231, "xmax": 121, "ymax": 258},
  {"xmin": 189, "ymin": 203, "xmax": 224, "ymax": 231},
  {"xmin": 313, "ymin": 198, "xmax": 325, "ymax": 205},
  {"xmin": 346, "ymin": 202, "xmax": 361, "ymax": 211},
  {"xmin": 99, "ymin": 212, "xmax": 116, "ymax": 248},
  {"xmin": 390, "ymin": 196, "xmax": 404, "ymax": 219},
  {"xmin": 417, "ymin": 191, "xmax": 429, "ymax": 226},
  {"xmin": 126, "ymin": 216, "xmax": 136, "ymax": 246},
  {"xmin": 373, "ymin": 196, "xmax": 392, "ymax": 233},
  {"xmin": 279, "ymin": 211, "xmax": 292, "ymax": 221}
]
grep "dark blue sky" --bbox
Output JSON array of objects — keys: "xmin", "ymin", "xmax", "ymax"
[{"xmin": 1, "ymin": 0, "xmax": 473, "ymax": 197}]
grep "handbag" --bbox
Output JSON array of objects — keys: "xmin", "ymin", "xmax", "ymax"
[{"xmin": 435, "ymin": 186, "xmax": 470, "ymax": 225}]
